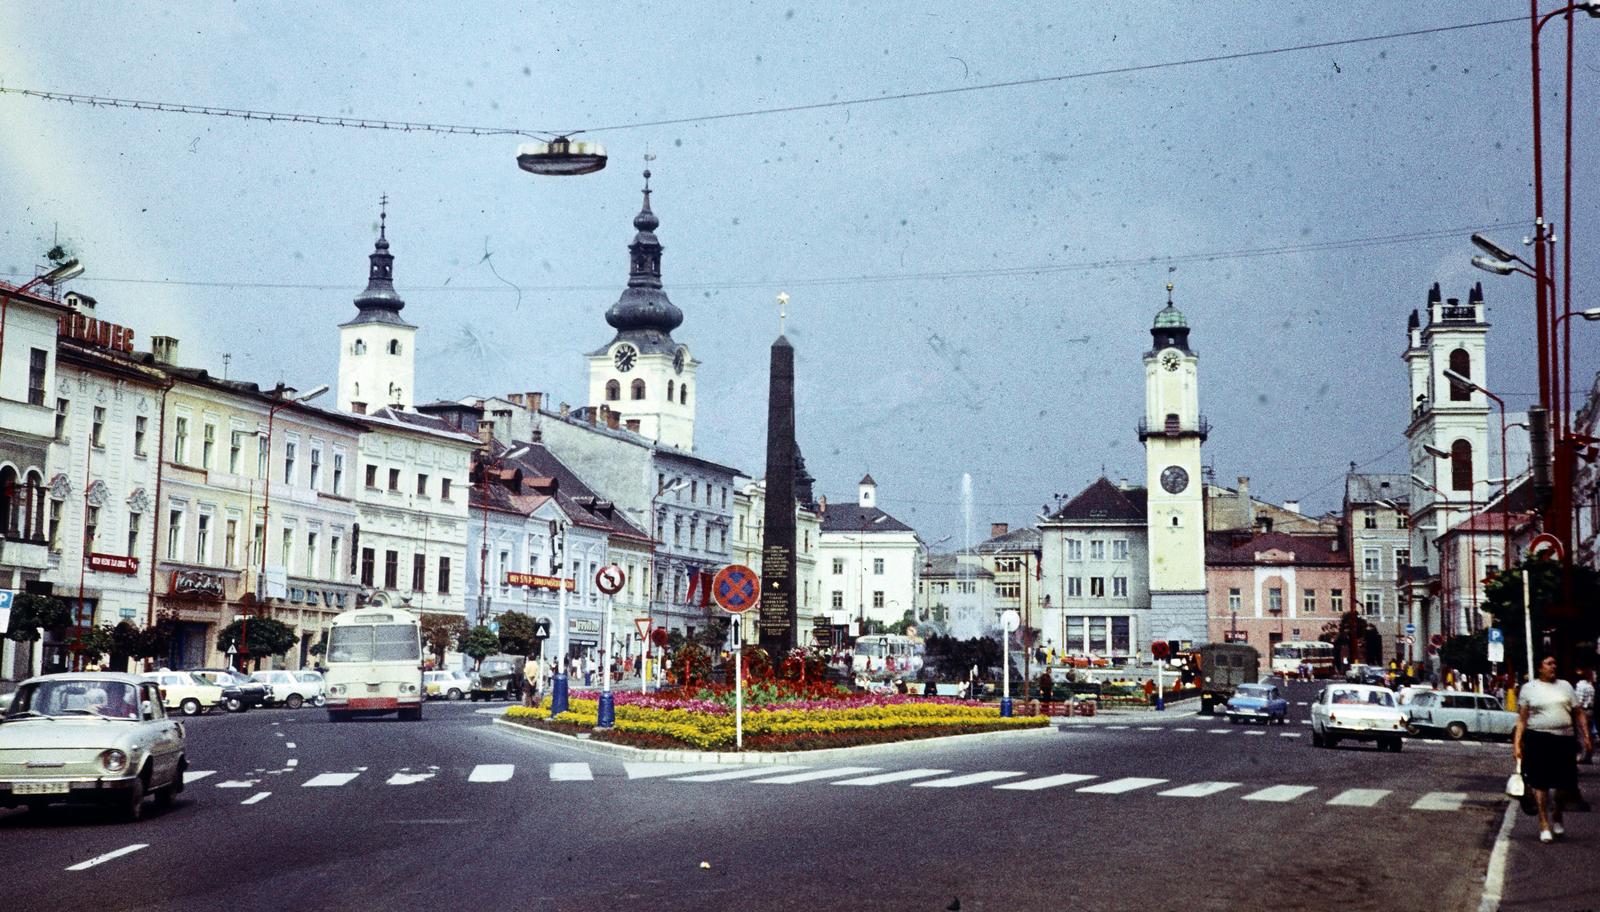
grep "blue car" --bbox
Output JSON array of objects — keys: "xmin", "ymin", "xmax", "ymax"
[{"xmin": 1225, "ymin": 682, "xmax": 1289, "ymax": 725}]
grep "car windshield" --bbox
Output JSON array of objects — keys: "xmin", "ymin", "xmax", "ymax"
[
  {"xmin": 6, "ymin": 680, "xmax": 141, "ymax": 720},
  {"xmin": 1237, "ymin": 686, "xmax": 1272, "ymax": 699},
  {"xmin": 1331, "ymin": 688, "xmax": 1394, "ymax": 706}
]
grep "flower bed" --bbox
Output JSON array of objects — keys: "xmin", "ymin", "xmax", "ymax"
[{"xmin": 504, "ymin": 691, "xmax": 1048, "ymax": 752}]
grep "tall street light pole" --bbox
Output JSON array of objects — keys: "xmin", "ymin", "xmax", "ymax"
[{"xmin": 0, "ymin": 258, "xmax": 84, "ymax": 381}]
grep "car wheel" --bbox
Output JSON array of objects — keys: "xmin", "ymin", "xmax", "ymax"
[
  {"xmin": 1446, "ymin": 722, "xmax": 1468, "ymax": 741},
  {"xmin": 121, "ymin": 770, "xmax": 148, "ymax": 822},
  {"xmin": 225, "ymin": 697, "xmax": 244, "ymax": 713},
  {"xmin": 1390, "ymin": 737, "xmax": 1404, "ymax": 753},
  {"xmin": 1406, "ymin": 722, "xmax": 1421, "ymax": 736},
  {"xmin": 1326, "ymin": 734, "xmax": 1340, "ymax": 749},
  {"xmin": 448, "ymin": 688, "xmax": 463, "ymax": 701},
  {"xmin": 171, "ymin": 756, "xmax": 187, "ymax": 794},
  {"xmin": 286, "ymin": 694, "xmax": 304, "ymax": 710},
  {"xmin": 1311, "ymin": 728, "xmax": 1324, "ymax": 748},
  {"xmin": 179, "ymin": 698, "xmax": 201, "ymax": 717}
]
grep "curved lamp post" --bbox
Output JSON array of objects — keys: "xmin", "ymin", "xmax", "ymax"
[{"xmin": 0, "ymin": 258, "xmax": 84, "ymax": 382}]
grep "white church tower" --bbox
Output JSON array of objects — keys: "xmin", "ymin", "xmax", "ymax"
[
  {"xmin": 585, "ymin": 168, "xmax": 698, "ymax": 451},
  {"xmin": 338, "ymin": 201, "xmax": 415, "ymax": 414},
  {"xmin": 1141, "ymin": 284, "xmax": 1209, "ymax": 646}
]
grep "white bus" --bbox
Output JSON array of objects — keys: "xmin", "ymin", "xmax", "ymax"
[
  {"xmin": 1270, "ymin": 640, "xmax": 1336, "ymax": 679},
  {"xmin": 323, "ymin": 607, "xmax": 425, "ymax": 721},
  {"xmin": 851, "ymin": 635, "xmax": 925, "ymax": 681}
]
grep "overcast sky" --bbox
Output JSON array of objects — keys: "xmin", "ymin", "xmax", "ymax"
[{"xmin": 3, "ymin": 2, "xmax": 1595, "ymax": 547}]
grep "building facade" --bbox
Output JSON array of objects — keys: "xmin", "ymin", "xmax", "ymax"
[
  {"xmin": 1344, "ymin": 473, "xmax": 1412, "ymax": 658},
  {"xmin": 337, "ymin": 209, "xmax": 415, "ymax": 415},
  {"xmin": 818, "ymin": 476, "xmax": 922, "ymax": 635},
  {"xmin": 1039, "ymin": 478, "xmax": 1150, "ymax": 660},
  {"xmin": 1205, "ymin": 530, "xmax": 1352, "ymax": 669},
  {"xmin": 731, "ymin": 474, "xmax": 821, "ymax": 643}
]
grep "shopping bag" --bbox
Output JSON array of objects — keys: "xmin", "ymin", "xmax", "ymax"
[{"xmin": 1505, "ymin": 759, "xmax": 1526, "ymax": 799}]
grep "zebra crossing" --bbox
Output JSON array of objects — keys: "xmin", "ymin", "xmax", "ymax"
[{"xmin": 185, "ymin": 762, "xmax": 1493, "ymax": 813}]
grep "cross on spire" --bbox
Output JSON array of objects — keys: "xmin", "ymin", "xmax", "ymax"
[
  {"xmin": 379, "ymin": 193, "xmax": 388, "ymax": 239},
  {"xmin": 777, "ymin": 291, "xmax": 790, "ymax": 335},
  {"xmin": 1166, "ymin": 282, "xmax": 1174, "ymax": 304}
]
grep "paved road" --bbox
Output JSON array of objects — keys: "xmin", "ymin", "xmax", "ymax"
[{"xmin": 2, "ymin": 682, "xmax": 1536, "ymax": 912}]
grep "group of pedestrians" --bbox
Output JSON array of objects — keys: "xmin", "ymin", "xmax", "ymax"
[{"xmin": 1513, "ymin": 657, "xmax": 1594, "ymax": 845}]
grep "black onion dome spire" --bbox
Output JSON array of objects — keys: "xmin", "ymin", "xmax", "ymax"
[
  {"xmin": 342, "ymin": 197, "xmax": 414, "ymax": 328},
  {"xmin": 1149, "ymin": 282, "xmax": 1192, "ymax": 353},
  {"xmin": 598, "ymin": 169, "xmax": 683, "ymax": 350}
]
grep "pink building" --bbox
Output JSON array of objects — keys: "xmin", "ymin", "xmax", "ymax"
[{"xmin": 1205, "ymin": 530, "xmax": 1352, "ymax": 670}]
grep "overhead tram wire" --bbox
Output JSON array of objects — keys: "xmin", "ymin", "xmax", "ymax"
[
  {"xmin": 0, "ymin": 220, "xmax": 1526, "ymax": 296},
  {"xmin": 0, "ymin": 16, "xmax": 1522, "ymax": 138}
]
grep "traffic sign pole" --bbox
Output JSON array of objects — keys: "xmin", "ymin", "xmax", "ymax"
[
  {"xmin": 595, "ymin": 566, "xmax": 624, "ymax": 729},
  {"xmin": 551, "ymin": 575, "xmax": 570, "ymax": 717}
]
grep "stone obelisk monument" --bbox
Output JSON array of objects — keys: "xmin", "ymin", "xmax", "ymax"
[{"xmin": 758, "ymin": 293, "xmax": 798, "ymax": 658}]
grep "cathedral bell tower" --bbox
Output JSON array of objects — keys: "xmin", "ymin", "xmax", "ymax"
[
  {"xmin": 338, "ymin": 199, "xmax": 415, "ymax": 414},
  {"xmin": 586, "ymin": 168, "xmax": 697, "ymax": 450},
  {"xmin": 1141, "ymin": 284, "xmax": 1208, "ymax": 646}
]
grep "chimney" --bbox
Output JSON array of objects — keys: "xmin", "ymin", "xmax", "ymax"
[
  {"xmin": 530, "ymin": 392, "xmax": 543, "ymax": 412},
  {"xmin": 559, "ymin": 402, "xmax": 570, "ymax": 418},
  {"xmin": 586, "ymin": 408, "xmax": 597, "ymax": 426},
  {"xmin": 1238, "ymin": 475, "xmax": 1253, "ymax": 529},
  {"xmin": 606, "ymin": 410, "xmax": 620, "ymax": 430},
  {"xmin": 818, "ymin": 494, "xmax": 828, "ymax": 515},
  {"xmin": 625, "ymin": 419, "xmax": 641, "ymax": 433},
  {"xmin": 990, "ymin": 522, "xmax": 1009, "ymax": 539},
  {"xmin": 507, "ymin": 393, "xmax": 524, "ymax": 407},
  {"xmin": 151, "ymin": 336, "xmax": 180, "ymax": 366},
  {"xmin": 478, "ymin": 420, "xmax": 495, "ymax": 445},
  {"xmin": 1283, "ymin": 500, "xmax": 1301, "ymax": 515}
]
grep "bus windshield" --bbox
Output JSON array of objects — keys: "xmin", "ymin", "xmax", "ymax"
[
  {"xmin": 1272, "ymin": 645, "xmax": 1304, "ymax": 660},
  {"xmin": 328, "ymin": 624, "xmax": 421, "ymax": 663}
]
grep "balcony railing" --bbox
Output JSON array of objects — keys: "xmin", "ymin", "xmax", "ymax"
[{"xmin": 1136, "ymin": 414, "xmax": 1210, "ymax": 442}]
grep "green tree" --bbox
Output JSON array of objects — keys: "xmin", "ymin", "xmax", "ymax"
[
  {"xmin": 76, "ymin": 624, "xmax": 116, "ymax": 665},
  {"xmin": 459, "ymin": 625, "xmax": 500, "ymax": 665},
  {"xmin": 1440, "ymin": 629, "xmax": 1491, "ymax": 677},
  {"xmin": 887, "ymin": 610, "xmax": 917, "ymax": 635},
  {"xmin": 1481, "ymin": 556, "xmax": 1600, "ymax": 678},
  {"xmin": 216, "ymin": 617, "xmax": 299, "ymax": 659},
  {"xmin": 5, "ymin": 593, "xmax": 72, "ymax": 641},
  {"xmin": 494, "ymin": 611, "xmax": 541, "ymax": 656},
  {"xmin": 420, "ymin": 612, "xmax": 466, "ymax": 665}
]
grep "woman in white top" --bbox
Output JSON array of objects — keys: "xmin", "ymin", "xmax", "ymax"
[{"xmin": 1514, "ymin": 654, "xmax": 1593, "ymax": 843}]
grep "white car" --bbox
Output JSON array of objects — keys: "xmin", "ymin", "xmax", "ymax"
[
  {"xmin": 140, "ymin": 671, "xmax": 224, "ymax": 717},
  {"xmin": 250, "ymin": 670, "xmax": 324, "ymax": 709},
  {"xmin": 424, "ymin": 671, "xmax": 471, "ymax": 700},
  {"xmin": 1310, "ymin": 684, "xmax": 1407, "ymax": 752}
]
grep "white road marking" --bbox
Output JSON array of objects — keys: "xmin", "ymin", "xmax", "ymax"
[
  {"xmin": 303, "ymin": 772, "xmax": 359, "ymax": 787},
  {"xmin": 1105, "ymin": 725, "xmax": 1129, "ymax": 730},
  {"xmin": 1327, "ymin": 788, "xmax": 1391, "ymax": 807},
  {"xmin": 1280, "ymin": 733, "xmax": 1303, "ymax": 738},
  {"xmin": 1137, "ymin": 727, "xmax": 1162, "ymax": 732},
  {"xmin": 1173, "ymin": 727, "xmax": 1197, "ymax": 733},
  {"xmin": 624, "ymin": 762, "xmax": 719, "ymax": 779},
  {"xmin": 1412, "ymin": 791, "xmax": 1468, "ymax": 811},
  {"xmin": 1159, "ymin": 781, "xmax": 1241, "ymax": 798},
  {"xmin": 550, "ymin": 763, "xmax": 594, "ymax": 781},
  {"xmin": 285, "ymin": 742, "xmax": 296, "ymax": 749},
  {"xmin": 184, "ymin": 770, "xmax": 216, "ymax": 783},
  {"xmin": 467, "ymin": 764, "xmax": 515, "ymax": 783},
  {"xmin": 674, "ymin": 767, "xmax": 805, "ymax": 782},
  {"xmin": 66, "ymin": 844, "xmax": 147, "ymax": 871},
  {"xmin": 1242, "ymin": 785, "xmax": 1317, "ymax": 803},
  {"xmin": 215, "ymin": 780, "xmax": 258, "ymax": 788},
  {"xmin": 275, "ymin": 732, "xmax": 284, "ymax": 738},
  {"xmin": 1077, "ymin": 777, "xmax": 1168, "ymax": 795},
  {"xmin": 753, "ymin": 766, "xmax": 881, "ymax": 785},
  {"xmin": 833, "ymin": 768, "xmax": 951, "ymax": 786},
  {"xmin": 286, "ymin": 759, "xmax": 298, "ymax": 767},
  {"xmin": 240, "ymin": 792, "xmax": 272, "ymax": 805},
  {"xmin": 1207, "ymin": 728, "xmax": 1233, "ymax": 735},
  {"xmin": 1244, "ymin": 730, "xmax": 1266, "ymax": 736},
  {"xmin": 995, "ymin": 773, "xmax": 1097, "ymax": 792},
  {"xmin": 387, "ymin": 772, "xmax": 435, "ymax": 785},
  {"xmin": 912, "ymin": 771, "xmax": 1026, "ymax": 788}
]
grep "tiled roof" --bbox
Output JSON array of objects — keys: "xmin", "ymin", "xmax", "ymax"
[
  {"xmin": 473, "ymin": 440, "xmax": 651, "ymax": 543},
  {"xmin": 963, "ymin": 526, "xmax": 1042, "ymax": 555},
  {"xmin": 1048, "ymin": 477, "xmax": 1147, "ymax": 523},
  {"xmin": 921, "ymin": 554, "xmax": 994, "ymax": 579},
  {"xmin": 1205, "ymin": 530, "xmax": 1350, "ymax": 566},
  {"xmin": 820, "ymin": 502, "xmax": 915, "ymax": 533},
  {"xmin": 1345, "ymin": 473, "xmax": 1410, "ymax": 507},
  {"xmin": 1442, "ymin": 510, "xmax": 1538, "ymax": 537},
  {"xmin": 364, "ymin": 406, "xmax": 480, "ymax": 443}
]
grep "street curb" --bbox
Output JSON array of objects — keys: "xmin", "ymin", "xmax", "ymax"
[{"xmin": 489, "ymin": 716, "xmax": 1057, "ymax": 764}]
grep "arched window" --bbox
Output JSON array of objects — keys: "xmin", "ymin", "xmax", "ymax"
[
  {"xmin": 388, "ymin": 339, "xmax": 402, "ymax": 356},
  {"xmin": 1450, "ymin": 439, "xmax": 1473, "ymax": 491},
  {"xmin": 679, "ymin": 384, "xmax": 688, "ymax": 405},
  {"xmin": 631, "ymin": 379, "xmax": 646, "ymax": 400},
  {"xmin": 1448, "ymin": 349, "xmax": 1471, "ymax": 401},
  {"xmin": 667, "ymin": 380, "xmax": 675, "ymax": 401},
  {"xmin": 605, "ymin": 380, "xmax": 621, "ymax": 401},
  {"xmin": 352, "ymin": 339, "xmax": 367, "ymax": 355},
  {"xmin": 24, "ymin": 470, "xmax": 43, "ymax": 541},
  {"xmin": 0, "ymin": 466, "xmax": 16, "ymax": 536}
]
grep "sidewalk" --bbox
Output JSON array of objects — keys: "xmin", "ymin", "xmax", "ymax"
[{"xmin": 1485, "ymin": 761, "xmax": 1596, "ymax": 911}]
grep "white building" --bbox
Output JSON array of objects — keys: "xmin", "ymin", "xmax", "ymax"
[
  {"xmin": 731, "ymin": 473, "xmax": 821, "ymax": 643},
  {"xmin": 818, "ymin": 476, "xmax": 922, "ymax": 634},
  {"xmin": 1039, "ymin": 478, "xmax": 1151, "ymax": 660},
  {"xmin": 337, "ymin": 208, "xmax": 414, "ymax": 415}
]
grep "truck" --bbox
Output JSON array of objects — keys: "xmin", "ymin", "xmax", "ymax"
[
  {"xmin": 470, "ymin": 654, "xmax": 525, "ymax": 702},
  {"xmin": 1193, "ymin": 643, "xmax": 1260, "ymax": 715}
]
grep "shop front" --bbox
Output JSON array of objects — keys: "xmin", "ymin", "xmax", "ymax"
[{"xmin": 155, "ymin": 566, "xmax": 242, "ymax": 670}]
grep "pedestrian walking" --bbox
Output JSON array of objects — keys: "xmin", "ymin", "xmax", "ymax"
[
  {"xmin": 1576, "ymin": 669, "xmax": 1596, "ymax": 764},
  {"xmin": 1513, "ymin": 654, "xmax": 1594, "ymax": 843},
  {"xmin": 522, "ymin": 655, "xmax": 540, "ymax": 708}
]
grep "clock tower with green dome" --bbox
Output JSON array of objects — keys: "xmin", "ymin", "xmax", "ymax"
[
  {"xmin": 586, "ymin": 168, "xmax": 698, "ymax": 450},
  {"xmin": 1140, "ymin": 284, "xmax": 1209, "ymax": 646}
]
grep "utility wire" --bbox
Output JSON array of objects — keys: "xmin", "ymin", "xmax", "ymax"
[
  {"xmin": 0, "ymin": 16, "xmax": 1521, "ymax": 137},
  {"xmin": 0, "ymin": 220, "xmax": 1525, "ymax": 295}
]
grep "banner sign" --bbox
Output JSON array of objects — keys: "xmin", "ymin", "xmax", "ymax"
[
  {"xmin": 170, "ymin": 570, "xmax": 225, "ymax": 601},
  {"xmin": 88, "ymin": 553, "xmax": 140, "ymax": 575},
  {"xmin": 505, "ymin": 572, "xmax": 575, "ymax": 591}
]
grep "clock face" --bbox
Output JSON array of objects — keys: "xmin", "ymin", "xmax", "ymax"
[
  {"xmin": 1160, "ymin": 349, "xmax": 1181, "ymax": 372},
  {"xmin": 613, "ymin": 344, "xmax": 638, "ymax": 372},
  {"xmin": 1160, "ymin": 465, "xmax": 1189, "ymax": 494},
  {"xmin": 673, "ymin": 347, "xmax": 687, "ymax": 375}
]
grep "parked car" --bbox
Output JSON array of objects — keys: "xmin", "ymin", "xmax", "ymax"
[
  {"xmin": 424, "ymin": 670, "xmax": 471, "ymax": 700},
  {"xmin": 1310, "ymin": 684, "xmax": 1407, "ymax": 752},
  {"xmin": 1344, "ymin": 664, "xmax": 1387, "ymax": 685},
  {"xmin": 1396, "ymin": 684, "xmax": 1435, "ymax": 706},
  {"xmin": 1224, "ymin": 682, "xmax": 1289, "ymax": 725},
  {"xmin": 188, "ymin": 668, "xmax": 271, "ymax": 712},
  {"xmin": 250, "ymin": 670, "xmax": 324, "ymax": 709},
  {"xmin": 0, "ymin": 673, "xmax": 188, "ymax": 821},
  {"xmin": 1403, "ymin": 690, "xmax": 1517, "ymax": 741},
  {"xmin": 1194, "ymin": 643, "xmax": 1260, "ymax": 715},
  {"xmin": 470, "ymin": 655, "xmax": 524, "ymax": 702},
  {"xmin": 140, "ymin": 670, "xmax": 224, "ymax": 716}
]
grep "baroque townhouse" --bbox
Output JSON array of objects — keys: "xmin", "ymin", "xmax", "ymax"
[
  {"xmin": 152, "ymin": 339, "xmax": 364, "ymax": 671},
  {"xmin": 961, "ymin": 522, "xmax": 1044, "ymax": 639},
  {"xmin": 817, "ymin": 476, "xmax": 922, "ymax": 636},
  {"xmin": 1039, "ymin": 478, "xmax": 1149, "ymax": 661},
  {"xmin": 1344, "ymin": 473, "xmax": 1412, "ymax": 657},
  {"xmin": 917, "ymin": 554, "xmax": 993, "ymax": 640},
  {"xmin": 1204, "ymin": 529, "xmax": 1353, "ymax": 672}
]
